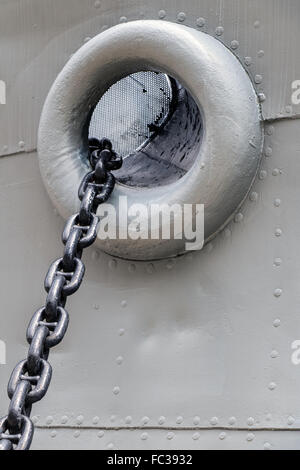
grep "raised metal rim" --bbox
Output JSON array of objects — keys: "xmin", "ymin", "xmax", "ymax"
[{"xmin": 38, "ymin": 20, "xmax": 263, "ymax": 260}]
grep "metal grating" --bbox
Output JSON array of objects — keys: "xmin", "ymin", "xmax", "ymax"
[{"xmin": 89, "ymin": 71, "xmax": 172, "ymax": 157}]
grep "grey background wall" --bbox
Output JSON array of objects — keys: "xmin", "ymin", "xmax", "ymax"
[{"xmin": 0, "ymin": 0, "xmax": 300, "ymax": 449}]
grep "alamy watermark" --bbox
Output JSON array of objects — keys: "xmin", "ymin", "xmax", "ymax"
[
  {"xmin": 0, "ymin": 340, "xmax": 6, "ymax": 365},
  {"xmin": 0, "ymin": 80, "xmax": 6, "ymax": 105},
  {"xmin": 291, "ymin": 80, "xmax": 300, "ymax": 105},
  {"xmin": 96, "ymin": 196, "xmax": 204, "ymax": 251},
  {"xmin": 291, "ymin": 340, "xmax": 300, "ymax": 365}
]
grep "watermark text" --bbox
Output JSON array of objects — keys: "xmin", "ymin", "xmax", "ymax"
[
  {"xmin": 0, "ymin": 80, "xmax": 6, "ymax": 105},
  {"xmin": 0, "ymin": 340, "xmax": 6, "ymax": 365},
  {"xmin": 97, "ymin": 196, "xmax": 204, "ymax": 251}
]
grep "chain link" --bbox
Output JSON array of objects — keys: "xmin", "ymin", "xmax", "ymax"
[{"xmin": 0, "ymin": 138, "xmax": 122, "ymax": 450}]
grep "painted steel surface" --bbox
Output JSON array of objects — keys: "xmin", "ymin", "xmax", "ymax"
[{"xmin": 0, "ymin": 0, "xmax": 300, "ymax": 450}]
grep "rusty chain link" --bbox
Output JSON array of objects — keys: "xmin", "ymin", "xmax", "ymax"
[{"xmin": 0, "ymin": 138, "xmax": 122, "ymax": 450}]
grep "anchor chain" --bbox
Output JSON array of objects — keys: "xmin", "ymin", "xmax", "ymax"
[{"xmin": 0, "ymin": 138, "xmax": 122, "ymax": 450}]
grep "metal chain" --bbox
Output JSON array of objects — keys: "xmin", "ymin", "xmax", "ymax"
[{"xmin": 0, "ymin": 138, "xmax": 122, "ymax": 450}]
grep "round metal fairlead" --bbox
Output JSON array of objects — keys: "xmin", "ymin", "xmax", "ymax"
[{"xmin": 38, "ymin": 20, "xmax": 263, "ymax": 260}]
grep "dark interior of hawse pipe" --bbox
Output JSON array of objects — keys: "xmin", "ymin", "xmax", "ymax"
[{"xmin": 88, "ymin": 71, "xmax": 203, "ymax": 188}]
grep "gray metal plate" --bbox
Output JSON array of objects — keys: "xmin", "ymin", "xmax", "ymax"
[
  {"xmin": 1, "ymin": 0, "xmax": 300, "ymax": 450},
  {"xmin": 1, "ymin": 118, "xmax": 300, "ymax": 448},
  {"xmin": 31, "ymin": 429, "xmax": 300, "ymax": 451},
  {"xmin": 0, "ymin": 0, "xmax": 299, "ymax": 157}
]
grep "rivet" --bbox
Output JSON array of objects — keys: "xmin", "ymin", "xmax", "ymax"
[
  {"xmin": 272, "ymin": 168, "xmax": 280, "ymax": 176},
  {"xmin": 50, "ymin": 431, "xmax": 57, "ymax": 438},
  {"xmin": 118, "ymin": 328, "xmax": 125, "ymax": 336},
  {"xmin": 264, "ymin": 442, "xmax": 272, "ymax": 450},
  {"xmin": 219, "ymin": 432, "xmax": 226, "ymax": 440},
  {"xmin": 61, "ymin": 416, "xmax": 68, "ymax": 424},
  {"xmin": 234, "ymin": 213, "xmax": 243, "ymax": 223},
  {"xmin": 249, "ymin": 191, "xmax": 258, "ymax": 202},
  {"xmin": 46, "ymin": 416, "xmax": 54, "ymax": 425},
  {"xmin": 119, "ymin": 16, "xmax": 127, "ymax": 23},
  {"xmin": 91, "ymin": 250, "xmax": 99, "ymax": 260},
  {"xmin": 32, "ymin": 416, "xmax": 38, "ymax": 424},
  {"xmin": 2, "ymin": 145, "xmax": 8, "ymax": 152},
  {"xmin": 116, "ymin": 356, "xmax": 123, "ymax": 365},
  {"xmin": 93, "ymin": 416, "xmax": 100, "ymax": 425},
  {"xmin": 94, "ymin": 0, "xmax": 101, "ymax": 7},
  {"xmin": 176, "ymin": 416, "xmax": 183, "ymax": 424},
  {"xmin": 206, "ymin": 242, "xmax": 213, "ymax": 252},
  {"xmin": 94, "ymin": 304, "xmax": 100, "ymax": 310},
  {"xmin": 128, "ymin": 263, "xmax": 136, "ymax": 273},
  {"xmin": 271, "ymin": 350, "xmax": 279, "ymax": 358},
  {"xmin": 146, "ymin": 263, "xmax": 155, "ymax": 274},
  {"xmin": 266, "ymin": 126, "xmax": 274, "ymax": 135},
  {"xmin": 268, "ymin": 382, "xmax": 276, "ymax": 391},
  {"xmin": 141, "ymin": 432, "xmax": 148, "ymax": 440},
  {"xmin": 215, "ymin": 26, "xmax": 224, "ymax": 36},
  {"xmin": 121, "ymin": 300, "xmax": 127, "ymax": 308},
  {"xmin": 266, "ymin": 413, "xmax": 272, "ymax": 421},
  {"xmin": 108, "ymin": 259, "xmax": 117, "ymax": 269},
  {"xmin": 110, "ymin": 415, "xmax": 116, "ymax": 422},
  {"xmin": 258, "ymin": 50, "xmax": 265, "ymax": 58},
  {"xmin": 255, "ymin": 75, "xmax": 263, "ymax": 84},
  {"xmin": 258, "ymin": 93, "xmax": 266, "ymax": 102},
  {"xmin": 210, "ymin": 417, "xmax": 218, "ymax": 426},
  {"xmin": 244, "ymin": 57, "xmax": 252, "ymax": 66},
  {"xmin": 223, "ymin": 228, "xmax": 232, "ymax": 238},
  {"xmin": 142, "ymin": 416, "xmax": 150, "ymax": 425},
  {"xmin": 18, "ymin": 140, "xmax": 25, "ymax": 149},
  {"xmin": 247, "ymin": 417, "xmax": 255, "ymax": 426},
  {"xmin": 98, "ymin": 430, "xmax": 104, "ymax": 438},
  {"xmin": 113, "ymin": 386, "xmax": 120, "ymax": 395},
  {"xmin": 254, "ymin": 20, "xmax": 260, "ymax": 28},
  {"xmin": 287, "ymin": 416, "xmax": 295, "ymax": 425},
  {"xmin": 167, "ymin": 432, "xmax": 175, "ymax": 440},
  {"xmin": 265, "ymin": 147, "xmax": 273, "ymax": 157},
  {"xmin": 107, "ymin": 443, "xmax": 114, "ymax": 449},
  {"xmin": 74, "ymin": 430, "xmax": 80, "ymax": 438},
  {"xmin": 228, "ymin": 417, "xmax": 236, "ymax": 425},
  {"xmin": 76, "ymin": 415, "xmax": 84, "ymax": 425},
  {"xmin": 274, "ymin": 198, "xmax": 281, "ymax": 207},
  {"xmin": 193, "ymin": 416, "xmax": 200, "ymax": 425},
  {"xmin": 274, "ymin": 228, "xmax": 282, "ymax": 237},
  {"xmin": 247, "ymin": 433, "xmax": 255, "ymax": 441},
  {"xmin": 125, "ymin": 416, "xmax": 132, "ymax": 425},
  {"xmin": 177, "ymin": 12, "xmax": 186, "ymax": 22},
  {"xmin": 196, "ymin": 17, "xmax": 206, "ymax": 27},
  {"xmin": 273, "ymin": 288, "xmax": 282, "ymax": 297},
  {"xmin": 273, "ymin": 318, "xmax": 281, "ymax": 327},
  {"xmin": 231, "ymin": 40, "xmax": 239, "ymax": 50},
  {"xmin": 83, "ymin": 36, "xmax": 91, "ymax": 43},
  {"xmin": 192, "ymin": 432, "xmax": 200, "ymax": 440},
  {"xmin": 259, "ymin": 170, "xmax": 267, "ymax": 180},
  {"xmin": 158, "ymin": 416, "xmax": 166, "ymax": 425},
  {"xmin": 166, "ymin": 259, "xmax": 175, "ymax": 269},
  {"xmin": 158, "ymin": 10, "xmax": 166, "ymax": 19},
  {"xmin": 285, "ymin": 105, "xmax": 293, "ymax": 114}
]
